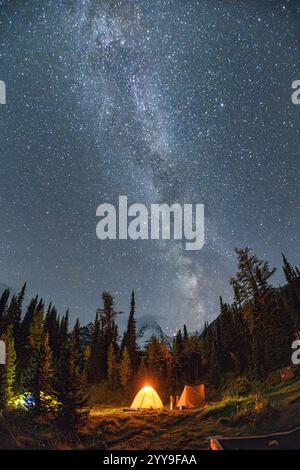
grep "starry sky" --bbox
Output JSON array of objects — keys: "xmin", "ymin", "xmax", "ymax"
[{"xmin": 0, "ymin": 0, "xmax": 300, "ymax": 334}]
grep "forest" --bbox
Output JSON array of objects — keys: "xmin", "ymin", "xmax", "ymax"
[{"xmin": 0, "ymin": 247, "xmax": 299, "ymax": 431}]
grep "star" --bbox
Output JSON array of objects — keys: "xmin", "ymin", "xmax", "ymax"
[{"xmin": 0, "ymin": 0, "xmax": 299, "ymax": 333}]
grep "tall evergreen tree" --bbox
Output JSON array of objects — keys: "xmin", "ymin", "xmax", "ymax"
[
  {"xmin": 58, "ymin": 310, "xmax": 69, "ymax": 354},
  {"xmin": 25, "ymin": 314, "xmax": 54, "ymax": 413},
  {"xmin": 27, "ymin": 308, "xmax": 44, "ymax": 352},
  {"xmin": 183, "ymin": 324, "xmax": 188, "ymax": 341},
  {"xmin": 92, "ymin": 292, "xmax": 119, "ymax": 380},
  {"xmin": 56, "ymin": 322, "xmax": 88, "ymax": 431},
  {"xmin": 88, "ymin": 312, "xmax": 102, "ymax": 382},
  {"xmin": 135, "ymin": 355, "xmax": 148, "ymax": 388},
  {"xmin": 45, "ymin": 305, "xmax": 60, "ymax": 360},
  {"xmin": 282, "ymin": 253, "xmax": 298, "ymax": 283},
  {"xmin": 230, "ymin": 247, "xmax": 275, "ymax": 305},
  {"xmin": 207, "ymin": 339, "xmax": 220, "ymax": 387},
  {"xmin": 0, "ymin": 289, "xmax": 9, "ymax": 326},
  {"xmin": 119, "ymin": 346, "xmax": 131, "ymax": 391},
  {"xmin": 0, "ymin": 326, "xmax": 16, "ymax": 405},
  {"xmin": 123, "ymin": 291, "xmax": 138, "ymax": 373},
  {"xmin": 40, "ymin": 333, "xmax": 54, "ymax": 396},
  {"xmin": 14, "ymin": 283, "xmax": 26, "ymax": 348},
  {"xmin": 69, "ymin": 318, "xmax": 81, "ymax": 377},
  {"xmin": 107, "ymin": 343, "xmax": 119, "ymax": 391},
  {"xmin": 5, "ymin": 295, "xmax": 18, "ymax": 328},
  {"xmin": 20, "ymin": 295, "xmax": 38, "ymax": 331},
  {"xmin": 19, "ymin": 295, "xmax": 39, "ymax": 363}
]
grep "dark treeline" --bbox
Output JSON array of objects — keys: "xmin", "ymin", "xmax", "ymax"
[{"xmin": 0, "ymin": 248, "xmax": 300, "ymax": 421}]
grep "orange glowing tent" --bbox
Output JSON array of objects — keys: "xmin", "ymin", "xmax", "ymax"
[
  {"xmin": 130, "ymin": 386, "xmax": 163, "ymax": 410},
  {"xmin": 177, "ymin": 384, "xmax": 205, "ymax": 409}
]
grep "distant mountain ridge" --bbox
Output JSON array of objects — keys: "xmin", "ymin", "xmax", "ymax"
[
  {"xmin": 136, "ymin": 315, "xmax": 171, "ymax": 349},
  {"xmin": 79, "ymin": 315, "xmax": 172, "ymax": 350}
]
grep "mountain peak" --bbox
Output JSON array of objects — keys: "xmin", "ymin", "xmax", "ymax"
[{"xmin": 136, "ymin": 315, "xmax": 171, "ymax": 349}]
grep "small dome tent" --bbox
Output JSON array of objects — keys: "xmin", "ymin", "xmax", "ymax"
[
  {"xmin": 177, "ymin": 384, "xmax": 205, "ymax": 409},
  {"xmin": 130, "ymin": 386, "xmax": 163, "ymax": 410}
]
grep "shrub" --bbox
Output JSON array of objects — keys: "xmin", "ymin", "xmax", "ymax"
[
  {"xmin": 221, "ymin": 376, "xmax": 252, "ymax": 399},
  {"xmin": 219, "ymin": 392, "xmax": 278, "ymax": 429}
]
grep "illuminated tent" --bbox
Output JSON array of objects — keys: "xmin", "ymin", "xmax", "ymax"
[
  {"xmin": 177, "ymin": 384, "xmax": 205, "ymax": 409},
  {"xmin": 130, "ymin": 386, "xmax": 163, "ymax": 410}
]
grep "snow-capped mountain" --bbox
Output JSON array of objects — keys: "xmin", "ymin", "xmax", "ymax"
[
  {"xmin": 136, "ymin": 315, "xmax": 171, "ymax": 349},
  {"xmin": 79, "ymin": 315, "xmax": 172, "ymax": 350}
]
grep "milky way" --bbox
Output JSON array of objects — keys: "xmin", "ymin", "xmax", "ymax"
[{"xmin": 0, "ymin": 0, "xmax": 300, "ymax": 333}]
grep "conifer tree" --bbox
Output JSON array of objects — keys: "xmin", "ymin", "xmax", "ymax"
[
  {"xmin": 82, "ymin": 344, "xmax": 91, "ymax": 384},
  {"xmin": 119, "ymin": 346, "xmax": 131, "ymax": 391},
  {"xmin": 282, "ymin": 254, "xmax": 297, "ymax": 283},
  {"xmin": 172, "ymin": 333, "xmax": 182, "ymax": 389},
  {"xmin": 135, "ymin": 355, "xmax": 148, "ymax": 388},
  {"xmin": 56, "ymin": 322, "xmax": 88, "ymax": 431},
  {"xmin": 0, "ymin": 289, "xmax": 9, "ymax": 326},
  {"xmin": 218, "ymin": 300, "xmax": 237, "ymax": 372},
  {"xmin": 58, "ymin": 310, "xmax": 69, "ymax": 355},
  {"xmin": 99, "ymin": 292, "xmax": 119, "ymax": 378},
  {"xmin": 20, "ymin": 295, "xmax": 38, "ymax": 332},
  {"xmin": 27, "ymin": 308, "xmax": 44, "ymax": 352},
  {"xmin": 14, "ymin": 283, "xmax": 26, "ymax": 346},
  {"xmin": 173, "ymin": 329, "xmax": 183, "ymax": 355},
  {"xmin": 230, "ymin": 247, "xmax": 275, "ymax": 304},
  {"xmin": 263, "ymin": 290, "xmax": 295, "ymax": 371},
  {"xmin": 26, "ymin": 326, "xmax": 54, "ymax": 414},
  {"xmin": 88, "ymin": 312, "xmax": 102, "ymax": 382},
  {"xmin": 19, "ymin": 295, "xmax": 38, "ymax": 363},
  {"xmin": 107, "ymin": 342, "xmax": 119, "ymax": 391},
  {"xmin": 88, "ymin": 292, "xmax": 120, "ymax": 382},
  {"xmin": 0, "ymin": 326, "xmax": 16, "ymax": 405},
  {"xmin": 161, "ymin": 340, "xmax": 175, "ymax": 394},
  {"xmin": 207, "ymin": 339, "xmax": 220, "ymax": 387},
  {"xmin": 5, "ymin": 330, "xmax": 16, "ymax": 403},
  {"xmin": 183, "ymin": 324, "xmax": 188, "ymax": 341},
  {"xmin": 45, "ymin": 305, "xmax": 60, "ymax": 360},
  {"xmin": 5, "ymin": 295, "xmax": 18, "ymax": 328},
  {"xmin": 146, "ymin": 336, "xmax": 168, "ymax": 389},
  {"xmin": 69, "ymin": 318, "xmax": 81, "ymax": 377},
  {"xmin": 123, "ymin": 291, "xmax": 138, "ymax": 373}
]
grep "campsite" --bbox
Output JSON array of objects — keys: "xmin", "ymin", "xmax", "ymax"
[
  {"xmin": 2, "ymin": 373, "xmax": 300, "ymax": 450},
  {"xmin": 1, "ymin": 250, "xmax": 300, "ymax": 449},
  {"xmin": 1, "ymin": 0, "xmax": 299, "ymax": 457},
  {"xmin": 85, "ymin": 375, "xmax": 300, "ymax": 450}
]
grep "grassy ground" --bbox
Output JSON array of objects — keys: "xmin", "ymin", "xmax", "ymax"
[
  {"xmin": 1, "ymin": 376, "xmax": 300, "ymax": 449},
  {"xmin": 85, "ymin": 376, "xmax": 300, "ymax": 450}
]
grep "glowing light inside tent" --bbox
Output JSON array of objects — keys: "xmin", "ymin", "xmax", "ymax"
[{"xmin": 130, "ymin": 385, "xmax": 163, "ymax": 410}]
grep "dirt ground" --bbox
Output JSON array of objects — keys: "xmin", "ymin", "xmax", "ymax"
[
  {"xmin": 87, "ymin": 404, "xmax": 300, "ymax": 450},
  {"xmin": 86, "ymin": 378, "xmax": 300, "ymax": 450}
]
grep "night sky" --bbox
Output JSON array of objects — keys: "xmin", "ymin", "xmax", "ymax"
[{"xmin": 0, "ymin": 0, "xmax": 300, "ymax": 334}]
